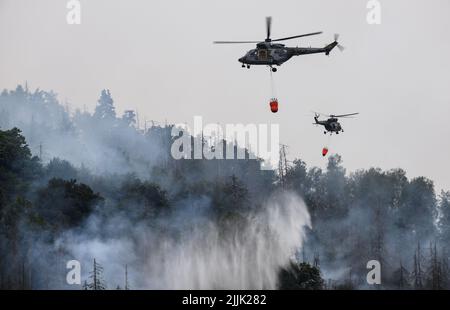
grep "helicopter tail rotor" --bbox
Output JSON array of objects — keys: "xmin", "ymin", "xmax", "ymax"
[
  {"xmin": 334, "ymin": 33, "xmax": 345, "ymax": 52},
  {"xmin": 312, "ymin": 111, "xmax": 359, "ymax": 119},
  {"xmin": 332, "ymin": 112, "xmax": 359, "ymax": 118},
  {"xmin": 313, "ymin": 113, "xmax": 320, "ymax": 124},
  {"xmin": 214, "ymin": 16, "xmax": 322, "ymax": 44},
  {"xmin": 325, "ymin": 34, "xmax": 345, "ymax": 55},
  {"xmin": 312, "ymin": 111, "xmax": 330, "ymax": 118}
]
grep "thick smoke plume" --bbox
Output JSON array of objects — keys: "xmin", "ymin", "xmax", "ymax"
[{"xmin": 2, "ymin": 85, "xmax": 450, "ymax": 290}]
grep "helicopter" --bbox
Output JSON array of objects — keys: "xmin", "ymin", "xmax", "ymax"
[
  {"xmin": 213, "ymin": 17, "xmax": 344, "ymax": 72},
  {"xmin": 313, "ymin": 112, "xmax": 359, "ymax": 135}
]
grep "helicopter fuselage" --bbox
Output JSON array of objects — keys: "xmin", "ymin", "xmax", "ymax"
[{"xmin": 238, "ymin": 41, "xmax": 338, "ymax": 66}]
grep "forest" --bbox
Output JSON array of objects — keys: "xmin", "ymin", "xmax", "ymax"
[{"xmin": 0, "ymin": 85, "xmax": 449, "ymax": 289}]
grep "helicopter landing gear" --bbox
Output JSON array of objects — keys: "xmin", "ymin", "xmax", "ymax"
[
  {"xmin": 271, "ymin": 67, "xmax": 277, "ymax": 72},
  {"xmin": 242, "ymin": 64, "xmax": 245, "ymax": 68},
  {"xmin": 247, "ymin": 65, "xmax": 250, "ymax": 69},
  {"xmin": 324, "ymin": 131, "xmax": 327, "ymax": 135}
]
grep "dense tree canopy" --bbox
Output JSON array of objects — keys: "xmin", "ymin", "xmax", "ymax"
[{"xmin": 0, "ymin": 85, "xmax": 449, "ymax": 289}]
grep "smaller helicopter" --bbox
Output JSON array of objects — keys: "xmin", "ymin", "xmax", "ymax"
[{"xmin": 313, "ymin": 112, "xmax": 359, "ymax": 135}]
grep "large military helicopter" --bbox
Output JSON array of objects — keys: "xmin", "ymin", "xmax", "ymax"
[
  {"xmin": 213, "ymin": 17, "xmax": 344, "ymax": 72},
  {"xmin": 313, "ymin": 112, "xmax": 359, "ymax": 135}
]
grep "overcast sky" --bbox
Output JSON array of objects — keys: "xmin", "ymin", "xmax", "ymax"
[{"xmin": 1, "ymin": 0, "xmax": 449, "ymax": 190}]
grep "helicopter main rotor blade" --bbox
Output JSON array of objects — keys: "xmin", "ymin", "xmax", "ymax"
[
  {"xmin": 266, "ymin": 16, "xmax": 272, "ymax": 41},
  {"xmin": 272, "ymin": 31, "xmax": 323, "ymax": 42},
  {"xmin": 213, "ymin": 41, "xmax": 260, "ymax": 44},
  {"xmin": 311, "ymin": 110, "xmax": 331, "ymax": 117},
  {"xmin": 332, "ymin": 113, "xmax": 359, "ymax": 118}
]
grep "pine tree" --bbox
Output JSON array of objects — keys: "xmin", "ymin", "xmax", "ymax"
[
  {"xmin": 439, "ymin": 191, "xmax": 450, "ymax": 241},
  {"xmin": 426, "ymin": 242, "xmax": 443, "ymax": 289},
  {"xmin": 87, "ymin": 259, "xmax": 106, "ymax": 290},
  {"xmin": 440, "ymin": 249, "xmax": 449, "ymax": 289},
  {"xmin": 393, "ymin": 260, "xmax": 409, "ymax": 289},
  {"xmin": 313, "ymin": 253, "xmax": 320, "ymax": 268},
  {"xmin": 398, "ymin": 261, "xmax": 405, "ymax": 289},
  {"xmin": 413, "ymin": 242, "xmax": 423, "ymax": 289}
]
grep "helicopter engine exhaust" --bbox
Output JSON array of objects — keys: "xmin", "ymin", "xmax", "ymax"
[{"xmin": 268, "ymin": 68, "xmax": 278, "ymax": 113}]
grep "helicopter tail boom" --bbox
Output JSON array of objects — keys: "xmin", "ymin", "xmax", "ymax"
[
  {"xmin": 290, "ymin": 41, "xmax": 339, "ymax": 56},
  {"xmin": 292, "ymin": 33, "xmax": 344, "ymax": 56},
  {"xmin": 291, "ymin": 47, "xmax": 327, "ymax": 56}
]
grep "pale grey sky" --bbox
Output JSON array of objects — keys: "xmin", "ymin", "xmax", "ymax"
[{"xmin": 1, "ymin": 0, "xmax": 449, "ymax": 190}]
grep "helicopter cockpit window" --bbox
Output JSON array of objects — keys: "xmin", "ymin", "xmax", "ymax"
[{"xmin": 257, "ymin": 49, "xmax": 268, "ymax": 60}]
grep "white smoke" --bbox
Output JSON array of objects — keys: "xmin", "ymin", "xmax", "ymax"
[{"xmin": 60, "ymin": 192, "xmax": 311, "ymax": 289}]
